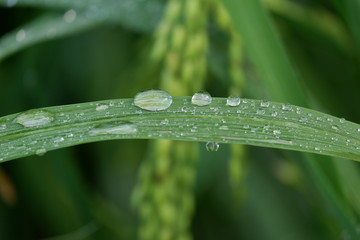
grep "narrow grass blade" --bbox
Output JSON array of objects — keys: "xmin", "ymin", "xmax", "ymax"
[
  {"xmin": 0, "ymin": 13, "xmax": 100, "ymax": 62},
  {"xmin": 0, "ymin": 97, "xmax": 359, "ymax": 163}
]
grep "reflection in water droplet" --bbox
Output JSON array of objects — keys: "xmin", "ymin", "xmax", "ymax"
[
  {"xmin": 96, "ymin": 104, "xmax": 109, "ymax": 111},
  {"xmin": 14, "ymin": 110, "xmax": 54, "ymax": 128},
  {"xmin": 206, "ymin": 142, "xmax": 219, "ymax": 152},
  {"xmin": 64, "ymin": 9, "xmax": 77, "ymax": 23},
  {"xmin": 226, "ymin": 96, "xmax": 240, "ymax": 107},
  {"xmin": 16, "ymin": 29, "xmax": 26, "ymax": 42},
  {"xmin": 89, "ymin": 121, "xmax": 137, "ymax": 136},
  {"xmin": 134, "ymin": 89, "xmax": 172, "ymax": 111},
  {"xmin": 191, "ymin": 91, "xmax": 212, "ymax": 106}
]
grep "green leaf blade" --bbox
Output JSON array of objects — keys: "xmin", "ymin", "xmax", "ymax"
[{"xmin": 1, "ymin": 97, "xmax": 359, "ymax": 162}]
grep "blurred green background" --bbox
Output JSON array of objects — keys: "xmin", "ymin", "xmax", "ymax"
[{"xmin": 0, "ymin": 0, "xmax": 360, "ymax": 239}]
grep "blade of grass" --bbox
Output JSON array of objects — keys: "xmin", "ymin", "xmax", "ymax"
[
  {"xmin": 0, "ymin": 97, "xmax": 359, "ymax": 163},
  {"xmin": 0, "ymin": 12, "xmax": 101, "ymax": 62}
]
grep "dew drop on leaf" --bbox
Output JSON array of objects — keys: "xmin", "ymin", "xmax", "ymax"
[
  {"xmin": 35, "ymin": 148, "xmax": 47, "ymax": 156},
  {"xmin": 226, "ymin": 96, "xmax": 240, "ymax": 106},
  {"xmin": 134, "ymin": 89, "xmax": 173, "ymax": 111},
  {"xmin": 260, "ymin": 100, "xmax": 270, "ymax": 108},
  {"xmin": 206, "ymin": 142, "xmax": 219, "ymax": 152},
  {"xmin": 64, "ymin": 9, "xmax": 77, "ymax": 23},
  {"xmin": 89, "ymin": 121, "xmax": 137, "ymax": 136},
  {"xmin": 96, "ymin": 104, "xmax": 109, "ymax": 111},
  {"xmin": 281, "ymin": 104, "xmax": 292, "ymax": 111},
  {"xmin": 191, "ymin": 91, "xmax": 212, "ymax": 106},
  {"xmin": 14, "ymin": 110, "xmax": 54, "ymax": 128}
]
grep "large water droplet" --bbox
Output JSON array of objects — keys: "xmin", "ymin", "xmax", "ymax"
[
  {"xmin": 64, "ymin": 9, "xmax": 77, "ymax": 23},
  {"xmin": 191, "ymin": 91, "xmax": 212, "ymax": 106},
  {"xmin": 206, "ymin": 142, "xmax": 219, "ymax": 152},
  {"xmin": 226, "ymin": 96, "xmax": 240, "ymax": 107},
  {"xmin": 134, "ymin": 89, "xmax": 172, "ymax": 111},
  {"xmin": 89, "ymin": 121, "xmax": 137, "ymax": 136},
  {"xmin": 14, "ymin": 110, "xmax": 54, "ymax": 128}
]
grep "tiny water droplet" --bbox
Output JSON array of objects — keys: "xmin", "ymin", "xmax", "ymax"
[
  {"xmin": 256, "ymin": 109, "xmax": 265, "ymax": 115},
  {"xmin": 206, "ymin": 142, "xmax": 219, "ymax": 152},
  {"xmin": 273, "ymin": 130, "xmax": 281, "ymax": 138},
  {"xmin": 54, "ymin": 136, "xmax": 65, "ymax": 143},
  {"xmin": 14, "ymin": 110, "xmax": 54, "ymax": 128},
  {"xmin": 16, "ymin": 29, "xmax": 26, "ymax": 42},
  {"xmin": 331, "ymin": 136, "xmax": 338, "ymax": 142},
  {"xmin": 226, "ymin": 96, "xmax": 240, "ymax": 107},
  {"xmin": 339, "ymin": 118, "xmax": 345, "ymax": 123},
  {"xmin": 315, "ymin": 147, "xmax": 320, "ymax": 151},
  {"xmin": 281, "ymin": 104, "xmax": 292, "ymax": 111},
  {"xmin": 357, "ymin": 128, "xmax": 360, "ymax": 132},
  {"xmin": 191, "ymin": 91, "xmax": 212, "ymax": 106},
  {"xmin": 331, "ymin": 125, "xmax": 339, "ymax": 131},
  {"xmin": 96, "ymin": 104, "xmax": 109, "ymax": 111},
  {"xmin": 89, "ymin": 121, "xmax": 137, "ymax": 135},
  {"xmin": 260, "ymin": 100, "xmax": 270, "ymax": 108},
  {"xmin": 64, "ymin": 9, "xmax": 77, "ymax": 23},
  {"xmin": 271, "ymin": 112, "xmax": 278, "ymax": 117},
  {"xmin": 160, "ymin": 119, "xmax": 169, "ymax": 125},
  {"xmin": 35, "ymin": 148, "xmax": 47, "ymax": 156},
  {"xmin": 0, "ymin": 124, "xmax": 6, "ymax": 130},
  {"xmin": 134, "ymin": 89, "xmax": 172, "ymax": 111}
]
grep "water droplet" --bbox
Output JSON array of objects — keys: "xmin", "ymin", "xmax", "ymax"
[
  {"xmin": 54, "ymin": 136, "xmax": 65, "ymax": 143},
  {"xmin": 315, "ymin": 147, "xmax": 320, "ymax": 151},
  {"xmin": 281, "ymin": 104, "xmax": 292, "ymax": 111},
  {"xmin": 160, "ymin": 119, "xmax": 169, "ymax": 125},
  {"xmin": 331, "ymin": 125, "xmax": 339, "ymax": 131},
  {"xmin": 206, "ymin": 142, "xmax": 219, "ymax": 152},
  {"xmin": 16, "ymin": 29, "xmax": 26, "ymax": 42},
  {"xmin": 331, "ymin": 136, "xmax": 338, "ymax": 142},
  {"xmin": 260, "ymin": 101, "xmax": 270, "ymax": 108},
  {"xmin": 96, "ymin": 104, "xmax": 109, "ymax": 111},
  {"xmin": 0, "ymin": 124, "xmax": 6, "ymax": 130},
  {"xmin": 6, "ymin": 0, "xmax": 17, "ymax": 7},
  {"xmin": 339, "ymin": 118, "xmax": 345, "ymax": 123},
  {"xmin": 191, "ymin": 91, "xmax": 212, "ymax": 106},
  {"xmin": 134, "ymin": 89, "xmax": 172, "ymax": 111},
  {"xmin": 64, "ymin": 9, "xmax": 77, "ymax": 23},
  {"xmin": 14, "ymin": 110, "xmax": 54, "ymax": 128},
  {"xmin": 89, "ymin": 121, "xmax": 137, "ymax": 135},
  {"xmin": 271, "ymin": 112, "xmax": 278, "ymax": 117},
  {"xmin": 226, "ymin": 96, "xmax": 240, "ymax": 106},
  {"xmin": 357, "ymin": 128, "xmax": 360, "ymax": 132},
  {"xmin": 256, "ymin": 109, "xmax": 265, "ymax": 115},
  {"xmin": 273, "ymin": 130, "xmax": 281, "ymax": 138},
  {"xmin": 35, "ymin": 148, "xmax": 47, "ymax": 156}
]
